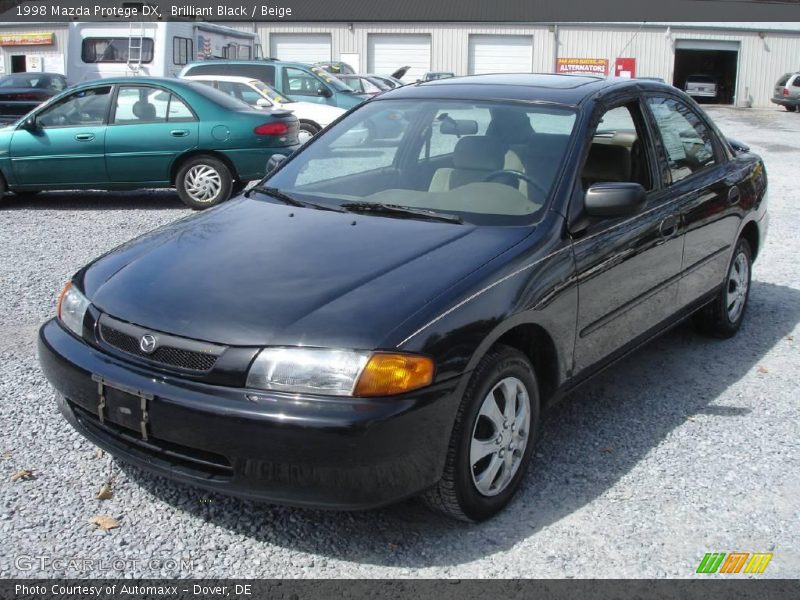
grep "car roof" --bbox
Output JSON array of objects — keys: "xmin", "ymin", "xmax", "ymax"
[
  {"xmin": 183, "ymin": 59, "xmax": 311, "ymax": 69},
  {"xmin": 183, "ymin": 75, "xmax": 259, "ymax": 84},
  {"xmin": 376, "ymin": 73, "xmax": 669, "ymax": 106}
]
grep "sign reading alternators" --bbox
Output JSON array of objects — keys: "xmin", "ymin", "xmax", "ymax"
[{"xmin": 556, "ymin": 57, "xmax": 609, "ymax": 75}]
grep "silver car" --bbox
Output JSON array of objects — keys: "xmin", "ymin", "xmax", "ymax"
[
  {"xmin": 685, "ymin": 74, "xmax": 718, "ymax": 99},
  {"xmin": 771, "ymin": 72, "xmax": 800, "ymax": 112}
]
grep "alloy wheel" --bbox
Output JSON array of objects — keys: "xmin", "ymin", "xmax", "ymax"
[
  {"xmin": 470, "ymin": 376, "xmax": 531, "ymax": 497},
  {"xmin": 726, "ymin": 251, "xmax": 749, "ymax": 322}
]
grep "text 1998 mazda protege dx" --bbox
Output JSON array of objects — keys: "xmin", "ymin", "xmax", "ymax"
[{"xmin": 39, "ymin": 74, "xmax": 768, "ymax": 521}]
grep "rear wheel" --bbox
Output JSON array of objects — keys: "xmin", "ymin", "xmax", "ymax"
[
  {"xmin": 298, "ymin": 122, "xmax": 320, "ymax": 144},
  {"xmin": 175, "ymin": 156, "xmax": 233, "ymax": 210},
  {"xmin": 785, "ymin": 105, "xmax": 797, "ymax": 112},
  {"xmin": 693, "ymin": 238, "xmax": 752, "ymax": 338},
  {"xmin": 422, "ymin": 345, "xmax": 540, "ymax": 522}
]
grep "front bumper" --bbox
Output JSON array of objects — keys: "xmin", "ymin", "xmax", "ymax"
[{"xmin": 38, "ymin": 319, "xmax": 460, "ymax": 509}]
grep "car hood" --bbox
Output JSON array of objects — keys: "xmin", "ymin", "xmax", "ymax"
[{"xmin": 80, "ymin": 197, "xmax": 531, "ymax": 349}]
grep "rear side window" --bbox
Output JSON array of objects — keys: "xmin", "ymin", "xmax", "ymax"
[
  {"xmin": 777, "ymin": 73, "xmax": 791, "ymax": 86},
  {"xmin": 793, "ymin": 76, "xmax": 800, "ymax": 87}
]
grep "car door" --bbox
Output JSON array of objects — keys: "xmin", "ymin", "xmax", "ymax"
[
  {"xmin": 570, "ymin": 97, "xmax": 685, "ymax": 373},
  {"xmin": 644, "ymin": 94, "xmax": 742, "ymax": 308},
  {"xmin": 9, "ymin": 85, "xmax": 112, "ymax": 186},
  {"xmin": 104, "ymin": 85, "xmax": 199, "ymax": 184}
]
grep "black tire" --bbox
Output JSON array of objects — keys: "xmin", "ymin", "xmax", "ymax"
[
  {"xmin": 15, "ymin": 190, "xmax": 40, "ymax": 197},
  {"xmin": 785, "ymin": 105, "xmax": 797, "ymax": 112},
  {"xmin": 175, "ymin": 155, "xmax": 233, "ymax": 210},
  {"xmin": 298, "ymin": 121, "xmax": 321, "ymax": 144},
  {"xmin": 231, "ymin": 180, "xmax": 248, "ymax": 197},
  {"xmin": 693, "ymin": 238, "xmax": 753, "ymax": 338},
  {"xmin": 422, "ymin": 344, "xmax": 541, "ymax": 522},
  {"xmin": 0, "ymin": 173, "xmax": 6, "ymax": 205}
]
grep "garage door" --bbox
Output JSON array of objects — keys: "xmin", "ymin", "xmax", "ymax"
[
  {"xmin": 469, "ymin": 35, "xmax": 533, "ymax": 74},
  {"xmin": 368, "ymin": 34, "xmax": 430, "ymax": 82},
  {"xmin": 674, "ymin": 39, "xmax": 740, "ymax": 52},
  {"xmin": 269, "ymin": 34, "xmax": 331, "ymax": 63}
]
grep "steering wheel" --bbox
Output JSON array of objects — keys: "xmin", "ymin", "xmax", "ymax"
[{"xmin": 483, "ymin": 169, "xmax": 548, "ymax": 200}]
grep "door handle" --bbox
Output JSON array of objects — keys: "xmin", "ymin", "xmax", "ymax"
[
  {"xmin": 728, "ymin": 185, "xmax": 741, "ymax": 205},
  {"xmin": 74, "ymin": 133, "xmax": 95, "ymax": 141},
  {"xmin": 170, "ymin": 129, "xmax": 189, "ymax": 137},
  {"xmin": 658, "ymin": 215, "xmax": 678, "ymax": 239}
]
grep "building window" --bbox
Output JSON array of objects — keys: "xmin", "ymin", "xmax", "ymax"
[
  {"xmin": 173, "ymin": 36, "xmax": 193, "ymax": 66},
  {"xmin": 81, "ymin": 38, "xmax": 154, "ymax": 64}
]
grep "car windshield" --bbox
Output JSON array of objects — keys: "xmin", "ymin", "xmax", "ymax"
[
  {"xmin": 308, "ymin": 66, "xmax": 355, "ymax": 92},
  {"xmin": 252, "ymin": 80, "xmax": 293, "ymax": 104},
  {"xmin": 265, "ymin": 99, "xmax": 578, "ymax": 226}
]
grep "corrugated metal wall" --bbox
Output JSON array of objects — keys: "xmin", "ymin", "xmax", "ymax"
[
  {"xmin": 0, "ymin": 24, "xmax": 69, "ymax": 75},
  {"xmin": 233, "ymin": 21, "xmax": 800, "ymax": 107}
]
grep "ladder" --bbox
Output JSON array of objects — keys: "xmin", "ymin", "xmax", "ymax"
[{"xmin": 127, "ymin": 21, "xmax": 145, "ymax": 76}]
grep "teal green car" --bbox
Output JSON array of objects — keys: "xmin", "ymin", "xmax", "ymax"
[{"xmin": 0, "ymin": 77, "xmax": 300, "ymax": 209}]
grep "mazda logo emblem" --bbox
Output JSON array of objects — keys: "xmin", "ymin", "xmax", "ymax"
[{"xmin": 139, "ymin": 334, "xmax": 158, "ymax": 354}]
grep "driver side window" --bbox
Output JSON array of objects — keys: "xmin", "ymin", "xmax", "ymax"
[{"xmin": 37, "ymin": 86, "xmax": 112, "ymax": 128}]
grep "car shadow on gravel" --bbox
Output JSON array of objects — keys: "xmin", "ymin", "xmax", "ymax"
[
  {"xmin": 120, "ymin": 280, "xmax": 800, "ymax": 569},
  {"xmin": 1, "ymin": 190, "xmax": 186, "ymax": 211}
]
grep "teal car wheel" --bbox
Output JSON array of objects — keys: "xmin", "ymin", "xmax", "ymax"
[{"xmin": 176, "ymin": 155, "xmax": 233, "ymax": 210}]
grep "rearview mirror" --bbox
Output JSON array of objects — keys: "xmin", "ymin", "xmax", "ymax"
[
  {"xmin": 440, "ymin": 119, "xmax": 478, "ymax": 136},
  {"xmin": 584, "ymin": 182, "xmax": 646, "ymax": 218},
  {"xmin": 317, "ymin": 87, "xmax": 333, "ymax": 98},
  {"xmin": 266, "ymin": 153, "xmax": 287, "ymax": 174}
]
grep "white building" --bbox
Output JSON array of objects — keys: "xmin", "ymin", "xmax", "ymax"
[
  {"xmin": 229, "ymin": 21, "xmax": 800, "ymax": 107},
  {"xmin": 2, "ymin": 21, "xmax": 799, "ymax": 107}
]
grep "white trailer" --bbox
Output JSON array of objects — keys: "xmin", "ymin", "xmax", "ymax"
[{"xmin": 66, "ymin": 21, "xmax": 257, "ymax": 82}]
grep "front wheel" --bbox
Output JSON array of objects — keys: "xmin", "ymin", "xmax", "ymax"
[
  {"xmin": 422, "ymin": 345, "xmax": 540, "ymax": 522},
  {"xmin": 175, "ymin": 156, "xmax": 233, "ymax": 210},
  {"xmin": 693, "ymin": 238, "xmax": 752, "ymax": 338}
]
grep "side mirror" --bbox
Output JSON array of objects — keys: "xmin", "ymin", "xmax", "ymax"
[
  {"xmin": 19, "ymin": 116, "xmax": 38, "ymax": 131},
  {"xmin": 584, "ymin": 182, "xmax": 646, "ymax": 218},
  {"xmin": 317, "ymin": 87, "xmax": 333, "ymax": 98},
  {"xmin": 266, "ymin": 153, "xmax": 287, "ymax": 174},
  {"xmin": 255, "ymin": 98, "xmax": 271, "ymax": 108}
]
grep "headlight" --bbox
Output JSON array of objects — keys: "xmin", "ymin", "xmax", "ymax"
[
  {"xmin": 246, "ymin": 348, "xmax": 434, "ymax": 397},
  {"xmin": 57, "ymin": 282, "xmax": 90, "ymax": 338}
]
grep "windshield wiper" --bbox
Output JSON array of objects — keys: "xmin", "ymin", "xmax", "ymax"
[
  {"xmin": 340, "ymin": 202, "xmax": 463, "ymax": 223},
  {"xmin": 246, "ymin": 186, "xmax": 346, "ymax": 212}
]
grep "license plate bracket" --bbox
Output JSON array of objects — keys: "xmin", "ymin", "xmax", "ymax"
[{"xmin": 91, "ymin": 375, "xmax": 153, "ymax": 440}]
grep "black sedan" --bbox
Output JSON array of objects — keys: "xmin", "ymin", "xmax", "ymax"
[
  {"xmin": 39, "ymin": 74, "xmax": 768, "ymax": 521},
  {"xmin": 0, "ymin": 72, "xmax": 67, "ymax": 122}
]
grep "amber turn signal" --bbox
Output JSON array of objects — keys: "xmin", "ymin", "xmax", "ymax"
[
  {"xmin": 353, "ymin": 353, "xmax": 435, "ymax": 397},
  {"xmin": 56, "ymin": 281, "xmax": 72, "ymax": 320}
]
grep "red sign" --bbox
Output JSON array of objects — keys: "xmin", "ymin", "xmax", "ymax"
[
  {"xmin": 556, "ymin": 58, "xmax": 609, "ymax": 76},
  {"xmin": 615, "ymin": 58, "xmax": 637, "ymax": 79}
]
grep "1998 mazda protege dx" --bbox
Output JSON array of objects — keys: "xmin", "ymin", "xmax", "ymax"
[{"xmin": 39, "ymin": 74, "xmax": 768, "ymax": 521}]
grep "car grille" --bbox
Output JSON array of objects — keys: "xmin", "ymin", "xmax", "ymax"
[{"xmin": 97, "ymin": 314, "xmax": 225, "ymax": 373}]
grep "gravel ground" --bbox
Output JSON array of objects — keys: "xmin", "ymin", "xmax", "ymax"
[{"xmin": 0, "ymin": 107, "xmax": 797, "ymax": 579}]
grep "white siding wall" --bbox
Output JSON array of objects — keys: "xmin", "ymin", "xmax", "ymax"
[{"xmin": 556, "ymin": 24, "xmax": 800, "ymax": 107}]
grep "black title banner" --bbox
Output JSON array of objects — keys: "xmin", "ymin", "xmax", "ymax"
[
  {"xmin": 1, "ymin": 0, "xmax": 800, "ymax": 22},
  {"xmin": 2, "ymin": 580, "xmax": 800, "ymax": 600}
]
